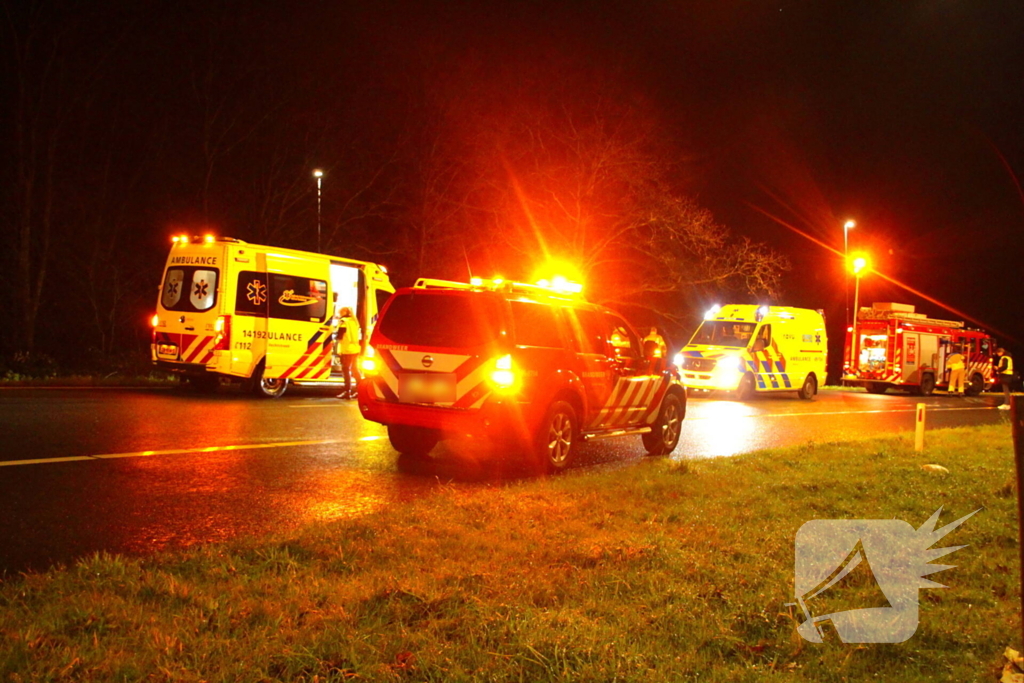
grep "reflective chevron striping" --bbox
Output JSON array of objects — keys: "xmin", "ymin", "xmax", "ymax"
[{"xmin": 183, "ymin": 334, "xmax": 215, "ymax": 364}]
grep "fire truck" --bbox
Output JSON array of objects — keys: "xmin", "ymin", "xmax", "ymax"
[{"xmin": 842, "ymin": 302, "xmax": 997, "ymax": 395}]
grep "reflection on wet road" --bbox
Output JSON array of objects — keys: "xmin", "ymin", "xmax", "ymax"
[{"xmin": 0, "ymin": 386, "xmax": 1009, "ymax": 574}]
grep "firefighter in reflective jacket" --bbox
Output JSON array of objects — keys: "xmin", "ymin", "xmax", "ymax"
[
  {"xmin": 946, "ymin": 346, "xmax": 966, "ymax": 396},
  {"xmin": 996, "ymin": 347, "xmax": 1014, "ymax": 410},
  {"xmin": 335, "ymin": 307, "xmax": 362, "ymax": 399}
]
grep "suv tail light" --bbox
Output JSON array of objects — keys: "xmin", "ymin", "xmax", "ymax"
[
  {"xmin": 213, "ymin": 315, "xmax": 231, "ymax": 351},
  {"xmin": 490, "ymin": 354, "xmax": 516, "ymax": 390}
]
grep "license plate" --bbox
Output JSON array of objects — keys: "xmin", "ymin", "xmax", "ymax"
[
  {"xmin": 399, "ymin": 373, "xmax": 456, "ymax": 404},
  {"xmin": 157, "ymin": 343, "xmax": 179, "ymax": 359}
]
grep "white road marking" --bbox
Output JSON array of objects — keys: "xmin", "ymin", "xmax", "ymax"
[
  {"xmin": 687, "ymin": 405, "xmax": 997, "ymax": 420},
  {"xmin": 0, "ymin": 404, "xmax": 997, "ymax": 467},
  {"xmin": 0, "ymin": 439, "xmax": 348, "ymax": 468}
]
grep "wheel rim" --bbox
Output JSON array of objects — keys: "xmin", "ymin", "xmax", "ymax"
[
  {"xmin": 263, "ymin": 378, "xmax": 286, "ymax": 395},
  {"xmin": 804, "ymin": 377, "xmax": 814, "ymax": 395},
  {"xmin": 661, "ymin": 401, "xmax": 681, "ymax": 446},
  {"xmin": 547, "ymin": 412, "xmax": 573, "ymax": 466}
]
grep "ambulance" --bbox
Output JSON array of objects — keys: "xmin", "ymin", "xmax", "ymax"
[
  {"xmin": 151, "ymin": 235, "xmax": 393, "ymax": 397},
  {"xmin": 842, "ymin": 302, "xmax": 997, "ymax": 395},
  {"xmin": 677, "ymin": 304, "xmax": 828, "ymax": 400}
]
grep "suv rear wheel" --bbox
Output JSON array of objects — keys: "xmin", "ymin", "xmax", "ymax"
[
  {"xmin": 642, "ymin": 391, "xmax": 684, "ymax": 455},
  {"xmin": 535, "ymin": 400, "xmax": 578, "ymax": 473},
  {"xmin": 388, "ymin": 425, "xmax": 440, "ymax": 458}
]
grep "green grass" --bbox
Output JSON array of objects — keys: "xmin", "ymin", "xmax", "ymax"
[
  {"xmin": 0, "ymin": 425, "xmax": 1018, "ymax": 681},
  {"xmin": 0, "ymin": 373, "xmax": 179, "ymax": 388}
]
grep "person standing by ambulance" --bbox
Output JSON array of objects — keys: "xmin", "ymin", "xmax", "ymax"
[
  {"xmin": 995, "ymin": 347, "xmax": 1014, "ymax": 410},
  {"xmin": 335, "ymin": 307, "xmax": 362, "ymax": 399},
  {"xmin": 946, "ymin": 345, "xmax": 966, "ymax": 396}
]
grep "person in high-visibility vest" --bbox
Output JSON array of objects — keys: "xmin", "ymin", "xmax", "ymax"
[
  {"xmin": 335, "ymin": 307, "xmax": 362, "ymax": 399},
  {"xmin": 996, "ymin": 347, "xmax": 1014, "ymax": 410},
  {"xmin": 643, "ymin": 327, "xmax": 668, "ymax": 359},
  {"xmin": 946, "ymin": 345, "xmax": 966, "ymax": 396}
]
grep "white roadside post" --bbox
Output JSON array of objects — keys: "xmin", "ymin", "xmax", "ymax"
[{"xmin": 915, "ymin": 403, "xmax": 926, "ymax": 452}]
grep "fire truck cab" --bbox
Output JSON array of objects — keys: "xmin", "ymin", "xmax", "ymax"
[
  {"xmin": 151, "ymin": 235, "xmax": 394, "ymax": 397},
  {"xmin": 842, "ymin": 302, "xmax": 997, "ymax": 396}
]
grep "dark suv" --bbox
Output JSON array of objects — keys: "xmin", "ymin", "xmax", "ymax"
[{"xmin": 357, "ymin": 278, "xmax": 686, "ymax": 471}]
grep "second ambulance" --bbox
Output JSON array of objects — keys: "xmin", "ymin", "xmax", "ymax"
[{"xmin": 677, "ymin": 304, "xmax": 828, "ymax": 399}]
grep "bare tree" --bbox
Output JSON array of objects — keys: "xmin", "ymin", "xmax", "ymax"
[
  {"xmin": 393, "ymin": 54, "xmax": 788, "ymax": 317},
  {"xmin": 2, "ymin": 0, "xmax": 125, "ymax": 351}
]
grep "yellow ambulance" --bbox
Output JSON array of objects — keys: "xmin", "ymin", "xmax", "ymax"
[
  {"xmin": 151, "ymin": 235, "xmax": 393, "ymax": 397},
  {"xmin": 676, "ymin": 304, "xmax": 827, "ymax": 400}
]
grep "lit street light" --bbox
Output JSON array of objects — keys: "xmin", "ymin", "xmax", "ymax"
[
  {"xmin": 843, "ymin": 220, "xmax": 856, "ymax": 328},
  {"xmin": 313, "ymin": 169, "xmax": 324, "ymax": 253},
  {"xmin": 848, "ymin": 252, "xmax": 871, "ymax": 374}
]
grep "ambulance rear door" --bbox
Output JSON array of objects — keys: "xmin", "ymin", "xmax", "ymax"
[
  {"xmin": 155, "ymin": 248, "xmax": 223, "ymax": 367},
  {"xmin": 263, "ymin": 254, "xmax": 333, "ymax": 382}
]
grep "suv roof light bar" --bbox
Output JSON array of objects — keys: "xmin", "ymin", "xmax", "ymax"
[{"xmin": 412, "ymin": 277, "xmax": 585, "ymax": 299}]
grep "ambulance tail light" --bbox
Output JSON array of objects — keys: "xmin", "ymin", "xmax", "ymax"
[
  {"xmin": 361, "ymin": 346, "xmax": 379, "ymax": 375},
  {"xmin": 150, "ymin": 314, "xmax": 160, "ymax": 328},
  {"xmin": 490, "ymin": 354, "xmax": 516, "ymax": 390},
  {"xmin": 213, "ymin": 315, "xmax": 231, "ymax": 351}
]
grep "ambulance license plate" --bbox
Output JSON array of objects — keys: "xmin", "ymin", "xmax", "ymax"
[
  {"xmin": 157, "ymin": 343, "xmax": 179, "ymax": 359},
  {"xmin": 398, "ymin": 373, "xmax": 456, "ymax": 404}
]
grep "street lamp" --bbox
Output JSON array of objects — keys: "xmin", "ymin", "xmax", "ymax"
[
  {"xmin": 313, "ymin": 169, "xmax": 324, "ymax": 253},
  {"xmin": 843, "ymin": 220, "xmax": 855, "ymax": 328},
  {"xmin": 848, "ymin": 252, "xmax": 871, "ymax": 374}
]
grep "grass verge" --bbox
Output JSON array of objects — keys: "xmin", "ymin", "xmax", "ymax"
[{"xmin": 0, "ymin": 425, "xmax": 1018, "ymax": 682}]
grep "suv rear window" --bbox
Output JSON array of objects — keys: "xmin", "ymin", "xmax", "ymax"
[
  {"xmin": 379, "ymin": 292, "xmax": 504, "ymax": 348},
  {"xmin": 510, "ymin": 301, "xmax": 564, "ymax": 348}
]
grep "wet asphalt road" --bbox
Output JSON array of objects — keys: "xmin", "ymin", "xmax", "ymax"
[{"xmin": 0, "ymin": 385, "xmax": 1011, "ymax": 574}]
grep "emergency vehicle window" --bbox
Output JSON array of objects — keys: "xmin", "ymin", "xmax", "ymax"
[
  {"xmin": 568, "ymin": 309, "xmax": 607, "ymax": 355},
  {"xmin": 160, "ymin": 267, "xmax": 219, "ymax": 313},
  {"xmin": 235, "ymin": 271, "xmax": 269, "ymax": 317},
  {"xmin": 269, "ymin": 274, "xmax": 328, "ymax": 322},
  {"xmin": 980, "ymin": 339, "xmax": 991, "ymax": 356},
  {"xmin": 752, "ymin": 324, "xmax": 771, "ymax": 351},
  {"xmin": 189, "ymin": 270, "xmax": 217, "ymax": 311},
  {"xmin": 690, "ymin": 321, "xmax": 756, "ymax": 348},
  {"xmin": 161, "ymin": 269, "xmax": 184, "ymax": 309},
  {"xmin": 378, "ymin": 293, "xmax": 503, "ymax": 348},
  {"xmin": 510, "ymin": 301, "xmax": 564, "ymax": 349},
  {"xmin": 375, "ymin": 290, "xmax": 392, "ymax": 320},
  {"xmin": 606, "ymin": 314, "xmax": 641, "ymax": 359}
]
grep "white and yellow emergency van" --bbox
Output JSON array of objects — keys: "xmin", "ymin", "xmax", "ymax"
[
  {"xmin": 677, "ymin": 304, "xmax": 827, "ymax": 400},
  {"xmin": 151, "ymin": 235, "xmax": 393, "ymax": 397}
]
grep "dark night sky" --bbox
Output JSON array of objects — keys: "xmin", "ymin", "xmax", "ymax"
[{"xmin": 3, "ymin": 0, "xmax": 1023, "ymax": 368}]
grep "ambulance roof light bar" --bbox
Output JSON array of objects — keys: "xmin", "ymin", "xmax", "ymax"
[{"xmin": 171, "ymin": 234, "xmax": 245, "ymax": 245}]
